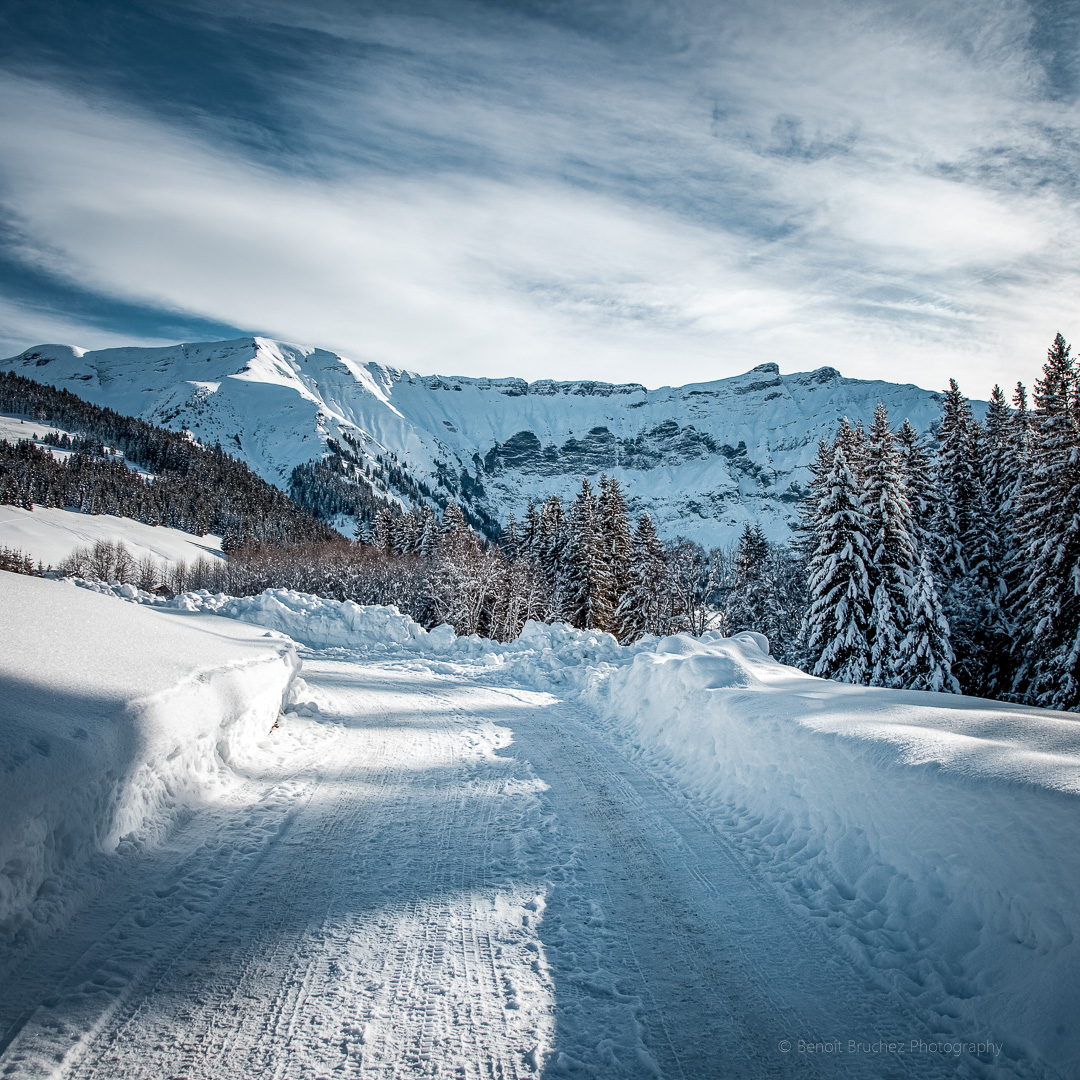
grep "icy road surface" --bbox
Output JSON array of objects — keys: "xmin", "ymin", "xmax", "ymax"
[{"xmin": 0, "ymin": 653, "xmax": 1022, "ymax": 1079}]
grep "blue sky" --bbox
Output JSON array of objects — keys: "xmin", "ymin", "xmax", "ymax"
[{"xmin": 0, "ymin": 0, "xmax": 1077, "ymax": 392}]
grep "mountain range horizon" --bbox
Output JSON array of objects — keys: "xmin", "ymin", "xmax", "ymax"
[{"xmin": 1, "ymin": 334, "xmax": 981, "ymax": 547}]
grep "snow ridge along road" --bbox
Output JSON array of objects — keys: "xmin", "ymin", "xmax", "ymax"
[{"xmin": 2, "ymin": 634, "xmax": 1056, "ymax": 1079}]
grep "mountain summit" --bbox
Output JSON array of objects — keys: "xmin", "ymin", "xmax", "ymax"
[{"xmin": 1, "ymin": 337, "xmax": 953, "ymax": 544}]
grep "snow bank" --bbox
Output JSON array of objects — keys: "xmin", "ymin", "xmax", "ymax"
[
  {"xmin": 586, "ymin": 632, "xmax": 1080, "ymax": 1073},
  {"xmin": 0, "ymin": 572, "xmax": 300, "ymax": 946},
  {"xmin": 0, "ymin": 504, "xmax": 223, "ymax": 569},
  {"xmin": 155, "ymin": 589, "xmax": 632, "ymax": 668}
]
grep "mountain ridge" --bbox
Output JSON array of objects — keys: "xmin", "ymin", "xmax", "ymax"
[{"xmin": 1, "ymin": 337, "xmax": 967, "ymax": 546}]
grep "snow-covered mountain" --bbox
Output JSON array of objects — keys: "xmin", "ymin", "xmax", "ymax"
[{"xmin": 1, "ymin": 337, "xmax": 958, "ymax": 544}]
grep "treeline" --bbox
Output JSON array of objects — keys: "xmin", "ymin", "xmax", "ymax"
[
  {"xmin": 800, "ymin": 333, "xmax": 1080, "ymax": 711},
  {"xmin": 121, "ymin": 480, "xmax": 806, "ymax": 662},
  {"xmin": 0, "ymin": 372, "xmax": 336, "ymax": 548}
]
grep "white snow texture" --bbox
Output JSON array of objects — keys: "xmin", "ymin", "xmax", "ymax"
[
  {"xmin": 0, "ymin": 574, "xmax": 299, "ymax": 944},
  {"xmin": 2, "ymin": 576, "xmax": 1078, "ymax": 1076}
]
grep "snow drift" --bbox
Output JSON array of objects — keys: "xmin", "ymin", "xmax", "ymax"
[{"xmin": 0, "ymin": 573, "xmax": 300, "ymax": 947}]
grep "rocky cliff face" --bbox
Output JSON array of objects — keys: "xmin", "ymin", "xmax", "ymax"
[{"xmin": 1, "ymin": 338, "xmax": 959, "ymax": 546}]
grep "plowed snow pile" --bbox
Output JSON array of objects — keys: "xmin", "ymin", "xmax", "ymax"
[{"xmin": 0, "ymin": 574, "xmax": 301, "ymax": 948}]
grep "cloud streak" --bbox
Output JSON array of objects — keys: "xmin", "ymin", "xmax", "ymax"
[{"xmin": 0, "ymin": 0, "xmax": 1077, "ymax": 394}]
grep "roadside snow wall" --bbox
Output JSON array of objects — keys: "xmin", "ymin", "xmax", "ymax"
[
  {"xmin": 0, "ymin": 573, "xmax": 300, "ymax": 946},
  {"xmin": 585, "ymin": 631, "xmax": 1080, "ymax": 1075}
]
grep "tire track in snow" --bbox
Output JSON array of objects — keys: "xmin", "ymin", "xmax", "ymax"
[
  {"xmin": 1, "ymin": 660, "xmax": 555, "ymax": 1080},
  {"xmin": 3, "ymin": 654, "xmax": 1047, "ymax": 1080},
  {"xmin": 455, "ymin": 680, "xmax": 1013, "ymax": 1080}
]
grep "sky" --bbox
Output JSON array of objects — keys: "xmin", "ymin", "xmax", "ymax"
[{"xmin": 0, "ymin": 0, "xmax": 1077, "ymax": 393}]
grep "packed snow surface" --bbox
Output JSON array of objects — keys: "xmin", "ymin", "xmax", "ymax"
[
  {"xmin": 0, "ymin": 505, "xmax": 222, "ymax": 569},
  {"xmin": 2, "ymin": 582, "xmax": 1077, "ymax": 1078}
]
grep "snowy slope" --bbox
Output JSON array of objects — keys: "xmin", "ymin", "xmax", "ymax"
[
  {"xmin": 0, "ymin": 505, "xmax": 223, "ymax": 569},
  {"xmin": 0, "ymin": 573, "xmax": 303, "ymax": 951},
  {"xmin": 0, "ymin": 338, "xmax": 963, "ymax": 544}
]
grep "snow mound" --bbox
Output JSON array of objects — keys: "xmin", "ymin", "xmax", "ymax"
[
  {"xmin": 186, "ymin": 589, "xmax": 428, "ymax": 649},
  {"xmin": 0, "ymin": 573, "xmax": 301, "ymax": 947},
  {"xmin": 587, "ymin": 634, "xmax": 1080, "ymax": 1071}
]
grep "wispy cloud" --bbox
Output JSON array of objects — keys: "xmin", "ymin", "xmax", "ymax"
[{"xmin": 0, "ymin": 0, "xmax": 1077, "ymax": 393}]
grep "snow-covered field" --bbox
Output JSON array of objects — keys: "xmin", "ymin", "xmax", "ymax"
[
  {"xmin": 1, "ymin": 577, "xmax": 1077, "ymax": 1078},
  {"xmin": 0, "ymin": 415, "xmax": 79, "ymax": 463},
  {"xmin": 0, "ymin": 505, "xmax": 223, "ymax": 570},
  {"xmin": 0, "ymin": 576, "xmax": 321, "ymax": 953}
]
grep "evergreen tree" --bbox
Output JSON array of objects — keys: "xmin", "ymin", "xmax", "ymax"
[
  {"xmin": 372, "ymin": 507, "xmax": 395, "ymax": 552},
  {"xmin": 725, "ymin": 522, "xmax": 772, "ymax": 636},
  {"xmin": 418, "ymin": 505, "xmax": 440, "ymax": 557},
  {"xmin": 933, "ymin": 379, "xmax": 993, "ymax": 692},
  {"xmin": 597, "ymin": 474, "xmax": 634, "ymax": 631},
  {"xmin": 803, "ymin": 444, "xmax": 873, "ymax": 683},
  {"xmin": 979, "ymin": 384, "xmax": 1021, "ymax": 692},
  {"xmin": 1012, "ymin": 334, "xmax": 1080, "ymax": 709},
  {"xmin": 896, "ymin": 552, "xmax": 960, "ymax": 693},
  {"xmin": 615, "ymin": 512, "xmax": 669, "ymax": 641},
  {"xmin": 565, "ymin": 479, "xmax": 614, "ymax": 631},
  {"xmin": 539, "ymin": 495, "xmax": 568, "ymax": 620},
  {"xmin": 862, "ymin": 404, "xmax": 916, "ymax": 686}
]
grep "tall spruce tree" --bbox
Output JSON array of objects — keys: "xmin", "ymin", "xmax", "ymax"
[
  {"xmin": 896, "ymin": 552, "xmax": 960, "ymax": 693},
  {"xmin": 615, "ymin": 512, "xmax": 669, "ymax": 642},
  {"xmin": 803, "ymin": 443, "xmax": 873, "ymax": 683},
  {"xmin": 979, "ymin": 385, "xmax": 1021, "ymax": 693},
  {"xmin": 565, "ymin": 479, "xmax": 614, "ymax": 631},
  {"xmin": 597, "ymin": 475, "xmax": 634, "ymax": 629},
  {"xmin": 1012, "ymin": 334, "xmax": 1080, "ymax": 709},
  {"xmin": 726, "ymin": 522, "xmax": 772, "ymax": 637},
  {"xmin": 862, "ymin": 404, "xmax": 917, "ymax": 686},
  {"xmin": 933, "ymin": 379, "xmax": 993, "ymax": 693}
]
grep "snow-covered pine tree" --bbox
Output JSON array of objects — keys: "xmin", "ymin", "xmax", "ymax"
[
  {"xmin": 614, "ymin": 512, "xmax": 670, "ymax": 642},
  {"xmin": 725, "ymin": 522, "xmax": 771, "ymax": 637},
  {"xmin": 418, "ymin": 505, "xmax": 440, "ymax": 557},
  {"xmin": 597, "ymin": 474, "xmax": 634, "ymax": 631},
  {"xmin": 393, "ymin": 510, "xmax": 420, "ymax": 555},
  {"xmin": 803, "ymin": 442, "xmax": 873, "ymax": 683},
  {"xmin": 441, "ymin": 500, "xmax": 468, "ymax": 538},
  {"xmin": 371, "ymin": 507, "xmax": 395, "ymax": 553},
  {"xmin": 502, "ymin": 512, "xmax": 520, "ymax": 559},
  {"xmin": 932, "ymin": 379, "xmax": 994, "ymax": 693},
  {"xmin": 862, "ymin": 403, "xmax": 917, "ymax": 686},
  {"xmin": 521, "ymin": 501, "xmax": 541, "ymax": 558},
  {"xmin": 565, "ymin": 479, "xmax": 614, "ymax": 631},
  {"xmin": 979, "ymin": 384, "xmax": 1022, "ymax": 693},
  {"xmin": 896, "ymin": 551, "xmax": 960, "ymax": 693},
  {"xmin": 1012, "ymin": 334, "xmax": 1080, "ymax": 710},
  {"xmin": 539, "ymin": 495, "xmax": 568, "ymax": 621},
  {"xmin": 896, "ymin": 419, "xmax": 936, "ymax": 547}
]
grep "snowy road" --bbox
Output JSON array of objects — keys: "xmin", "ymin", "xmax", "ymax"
[{"xmin": 0, "ymin": 652, "xmax": 1029, "ymax": 1079}]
